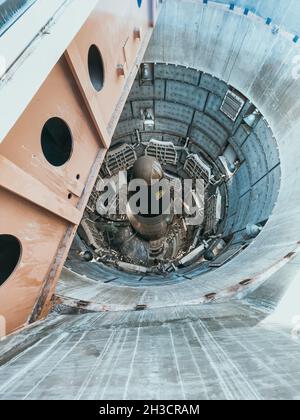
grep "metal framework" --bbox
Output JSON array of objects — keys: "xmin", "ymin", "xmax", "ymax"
[
  {"xmin": 145, "ymin": 139, "xmax": 178, "ymax": 165},
  {"xmin": 184, "ymin": 153, "xmax": 212, "ymax": 182},
  {"xmin": 0, "ymin": 0, "xmax": 161, "ymax": 334},
  {"xmin": 105, "ymin": 144, "xmax": 137, "ymax": 175}
]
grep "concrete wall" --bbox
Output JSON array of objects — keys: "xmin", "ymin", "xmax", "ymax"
[
  {"xmin": 61, "ymin": 0, "xmax": 300, "ymax": 326},
  {"xmin": 213, "ymin": 0, "xmax": 300, "ymax": 36},
  {"xmin": 143, "ymin": 0, "xmax": 300, "ymax": 322},
  {"xmin": 113, "ymin": 63, "xmax": 281, "ymax": 243}
]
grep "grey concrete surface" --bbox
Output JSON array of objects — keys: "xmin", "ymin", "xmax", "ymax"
[{"xmin": 0, "ymin": 303, "xmax": 300, "ymax": 400}]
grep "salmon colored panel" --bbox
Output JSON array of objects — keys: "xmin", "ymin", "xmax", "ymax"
[
  {"xmin": 0, "ymin": 188, "xmax": 69, "ymax": 333},
  {"xmin": 0, "ymin": 57, "xmax": 101, "ymax": 203},
  {"xmin": 0, "ymin": 0, "xmax": 158, "ymax": 334},
  {"xmin": 69, "ymin": 0, "xmax": 151, "ymax": 127}
]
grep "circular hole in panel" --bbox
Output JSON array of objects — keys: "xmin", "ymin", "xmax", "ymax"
[
  {"xmin": 41, "ymin": 117, "xmax": 73, "ymax": 167},
  {"xmin": 0, "ymin": 235, "xmax": 22, "ymax": 287},
  {"xmin": 88, "ymin": 44, "xmax": 105, "ymax": 92}
]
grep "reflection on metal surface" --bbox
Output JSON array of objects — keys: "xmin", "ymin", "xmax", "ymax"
[
  {"xmin": 127, "ymin": 156, "xmax": 168, "ymax": 241},
  {"xmin": 178, "ymin": 243, "xmax": 205, "ymax": 266}
]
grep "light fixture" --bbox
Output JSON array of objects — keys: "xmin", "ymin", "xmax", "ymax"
[
  {"xmin": 140, "ymin": 63, "xmax": 153, "ymax": 82},
  {"xmin": 142, "ymin": 108, "xmax": 155, "ymax": 130}
]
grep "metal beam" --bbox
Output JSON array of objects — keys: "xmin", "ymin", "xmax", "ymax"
[
  {"xmin": 65, "ymin": 43, "xmax": 111, "ymax": 149},
  {"xmin": 0, "ymin": 0, "xmax": 98, "ymax": 144},
  {"xmin": 0, "ymin": 155, "xmax": 82, "ymax": 224}
]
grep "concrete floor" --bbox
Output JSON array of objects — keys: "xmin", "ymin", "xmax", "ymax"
[{"xmin": 0, "ymin": 302, "xmax": 300, "ymax": 400}]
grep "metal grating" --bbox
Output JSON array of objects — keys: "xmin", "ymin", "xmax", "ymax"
[
  {"xmin": 209, "ymin": 244, "xmax": 244, "ymax": 267},
  {"xmin": 184, "ymin": 154, "xmax": 211, "ymax": 181},
  {"xmin": 204, "ymin": 189, "xmax": 222, "ymax": 235},
  {"xmin": 145, "ymin": 139, "xmax": 177, "ymax": 165},
  {"xmin": 220, "ymin": 90, "xmax": 245, "ymax": 121},
  {"xmin": 105, "ymin": 144, "xmax": 137, "ymax": 175}
]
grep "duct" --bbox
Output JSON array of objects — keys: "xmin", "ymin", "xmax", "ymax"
[
  {"xmin": 117, "ymin": 261, "xmax": 150, "ymax": 274},
  {"xmin": 126, "ymin": 156, "xmax": 169, "ymax": 241},
  {"xmin": 178, "ymin": 243, "xmax": 205, "ymax": 266}
]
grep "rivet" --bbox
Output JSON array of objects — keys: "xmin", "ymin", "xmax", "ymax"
[
  {"xmin": 134, "ymin": 27, "xmax": 141, "ymax": 40},
  {"xmin": 117, "ymin": 64, "xmax": 125, "ymax": 77}
]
